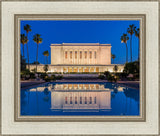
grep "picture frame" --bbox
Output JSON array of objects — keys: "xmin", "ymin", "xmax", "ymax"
[
  {"xmin": 1, "ymin": 0, "xmax": 159, "ymax": 135},
  {"xmin": 15, "ymin": 14, "xmax": 145, "ymax": 122}
]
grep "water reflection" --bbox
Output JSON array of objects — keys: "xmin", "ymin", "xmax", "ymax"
[
  {"xmin": 21, "ymin": 83, "xmax": 139, "ymax": 116},
  {"xmin": 51, "ymin": 84, "xmax": 112, "ymax": 112}
]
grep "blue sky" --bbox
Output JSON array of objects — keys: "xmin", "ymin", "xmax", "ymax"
[{"xmin": 21, "ymin": 20, "xmax": 139, "ymax": 64}]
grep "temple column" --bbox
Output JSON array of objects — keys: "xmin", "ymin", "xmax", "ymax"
[
  {"xmin": 92, "ymin": 50, "xmax": 94, "ymax": 64},
  {"xmin": 94, "ymin": 51, "xmax": 95, "ymax": 64},
  {"xmin": 78, "ymin": 50, "xmax": 79, "ymax": 64},
  {"xmin": 61, "ymin": 67, "xmax": 63, "ymax": 74},
  {"xmin": 68, "ymin": 50, "xmax": 70, "ymax": 64},
  {"xmin": 95, "ymin": 51, "xmax": 96, "ymax": 64},
  {"xmin": 84, "ymin": 50, "xmax": 85, "ymax": 64},
  {"xmin": 82, "ymin": 50, "xmax": 84, "ymax": 64},
  {"xmin": 63, "ymin": 51, "xmax": 65, "ymax": 64},
  {"xmin": 73, "ymin": 50, "xmax": 75, "ymax": 64},
  {"xmin": 88, "ymin": 50, "xmax": 90, "ymax": 64},
  {"xmin": 98, "ymin": 49, "xmax": 100, "ymax": 64},
  {"xmin": 89, "ymin": 50, "xmax": 91, "ymax": 64}
]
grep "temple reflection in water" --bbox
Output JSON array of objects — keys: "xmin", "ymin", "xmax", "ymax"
[
  {"xmin": 50, "ymin": 83, "xmax": 113, "ymax": 112},
  {"xmin": 21, "ymin": 82, "xmax": 139, "ymax": 116}
]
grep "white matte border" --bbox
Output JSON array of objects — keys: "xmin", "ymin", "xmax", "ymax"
[{"xmin": 1, "ymin": 1, "xmax": 159, "ymax": 135}]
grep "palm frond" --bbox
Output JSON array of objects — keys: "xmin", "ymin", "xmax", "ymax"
[
  {"xmin": 120, "ymin": 33, "xmax": 129, "ymax": 44},
  {"xmin": 24, "ymin": 24, "xmax": 32, "ymax": 33},
  {"xmin": 127, "ymin": 24, "xmax": 135, "ymax": 35},
  {"xmin": 20, "ymin": 34, "xmax": 28, "ymax": 45},
  {"xmin": 33, "ymin": 34, "xmax": 43, "ymax": 44}
]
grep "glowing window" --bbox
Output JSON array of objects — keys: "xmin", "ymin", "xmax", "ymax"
[
  {"xmin": 94, "ymin": 97, "xmax": 96, "ymax": 104},
  {"xmin": 80, "ymin": 51, "xmax": 82, "ymax": 59},
  {"xmin": 89, "ymin": 97, "xmax": 92, "ymax": 104},
  {"xmin": 85, "ymin": 51, "xmax": 87, "ymax": 59},
  {"xmin": 70, "ymin": 97, "xmax": 72, "ymax": 104},
  {"xmin": 65, "ymin": 97, "xmax": 67, "ymax": 104},
  {"xmin": 90, "ymin": 51, "xmax": 92, "ymax": 59},
  {"xmin": 75, "ymin": 51, "xmax": 77, "ymax": 59},
  {"xmin": 96, "ymin": 67, "xmax": 99, "ymax": 72},
  {"xmin": 65, "ymin": 51, "xmax": 67, "ymax": 59},
  {"xmin": 94, "ymin": 51, "xmax": 96, "ymax": 59},
  {"xmin": 75, "ymin": 97, "xmax": 77, "ymax": 104},
  {"xmin": 70, "ymin": 51, "xmax": 72, "ymax": 59},
  {"xmin": 80, "ymin": 97, "xmax": 82, "ymax": 104},
  {"xmin": 85, "ymin": 97, "xmax": 87, "ymax": 104}
]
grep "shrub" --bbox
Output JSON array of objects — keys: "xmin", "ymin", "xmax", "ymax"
[
  {"xmin": 30, "ymin": 73, "xmax": 36, "ymax": 79},
  {"xmin": 98, "ymin": 74, "xmax": 105, "ymax": 80},
  {"xmin": 21, "ymin": 69, "xmax": 30, "ymax": 80},
  {"xmin": 104, "ymin": 71, "xmax": 110, "ymax": 78},
  {"xmin": 31, "ymin": 68, "xmax": 36, "ymax": 73},
  {"xmin": 43, "ymin": 74, "xmax": 63, "ymax": 82},
  {"xmin": 40, "ymin": 73, "xmax": 47, "ymax": 79},
  {"xmin": 107, "ymin": 74, "xmax": 114, "ymax": 82},
  {"xmin": 44, "ymin": 76, "xmax": 50, "ymax": 82},
  {"xmin": 123, "ymin": 61, "xmax": 139, "ymax": 80},
  {"xmin": 113, "ymin": 75, "xmax": 120, "ymax": 82},
  {"xmin": 123, "ymin": 61, "xmax": 139, "ymax": 75},
  {"xmin": 113, "ymin": 65, "xmax": 118, "ymax": 73},
  {"xmin": 55, "ymin": 75, "xmax": 63, "ymax": 80},
  {"xmin": 43, "ymin": 65, "xmax": 48, "ymax": 73}
]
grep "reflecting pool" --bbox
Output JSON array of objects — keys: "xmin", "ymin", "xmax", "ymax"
[{"xmin": 21, "ymin": 82, "xmax": 140, "ymax": 116}]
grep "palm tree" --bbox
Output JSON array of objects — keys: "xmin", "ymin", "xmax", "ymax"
[
  {"xmin": 46, "ymin": 51, "xmax": 49, "ymax": 64},
  {"xmin": 24, "ymin": 24, "xmax": 31, "ymax": 70},
  {"xmin": 113, "ymin": 65, "xmax": 118, "ymax": 73},
  {"xmin": 121, "ymin": 33, "xmax": 129, "ymax": 63},
  {"xmin": 43, "ymin": 51, "xmax": 49, "ymax": 64},
  {"xmin": 127, "ymin": 24, "xmax": 135, "ymax": 62},
  {"xmin": 134, "ymin": 27, "xmax": 140, "ymax": 61},
  {"xmin": 33, "ymin": 34, "xmax": 42, "ymax": 72},
  {"xmin": 43, "ymin": 51, "xmax": 47, "ymax": 64},
  {"xmin": 43, "ymin": 64, "xmax": 48, "ymax": 73},
  {"xmin": 20, "ymin": 34, "xmax": 28, "ymax": 58},
  {"xmin": 111, "ymin": 54, "xmax": 116, "ymax": 64}
]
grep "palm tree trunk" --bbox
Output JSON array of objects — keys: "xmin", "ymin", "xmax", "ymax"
[
  {"xmin": 47, "ymin": 56, "xmax": 48, "ymax": 64},
  {"xmin": 138, "ymin": 38, "xmax": 140, "ymax": 61},
  {"xmin": 21, "ymin": 46, "xmax": 22, "ymax": 57},
  {"xmin": 26, "ymin": 44, "xmax": 30, "ymax": 70},
  {"xmin": 23, "ymin": 44, "xmax": 24, "ymax": 58},
  {"xmin": 130, "ymin": 35, "xmax": 132, "ymax": 62},
  {"xmin": 36, "ymin": 44, "xmax": 39, "ymax": 72},
  {"xmin": 126, "ymin": 43, "xmax": 128, "ymax": 63},
  {"xmin": 44, "ymin": 56, "xmax": 45, "ymax": 64},
  {"xmin": 26, "ymin": 33, "xmax": 30, "ymax": 70}
]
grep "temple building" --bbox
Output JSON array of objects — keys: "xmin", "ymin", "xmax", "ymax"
[{"xmin": 28, "ymin": 43, "xmax": 124, "ymax": 73}]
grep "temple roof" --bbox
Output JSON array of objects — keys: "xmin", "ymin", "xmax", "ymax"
[{"xmin": 50, "ymin": 43, "xmax": 111, "ymax": 46}]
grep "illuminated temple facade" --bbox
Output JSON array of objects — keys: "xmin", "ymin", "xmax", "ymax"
[{"xmin": 29, "ymin": 43, "xmax": 124, "ymax": 73}]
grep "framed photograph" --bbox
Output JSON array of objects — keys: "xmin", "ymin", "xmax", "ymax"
[{"xmin": 1, "ymin": 0, "xmax": 159, "ymax": 136}]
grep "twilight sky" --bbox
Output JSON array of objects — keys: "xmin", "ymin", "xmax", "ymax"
[{"xmin": 20, "ymin": 20, "xmax": 139, "ymax": 64}]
